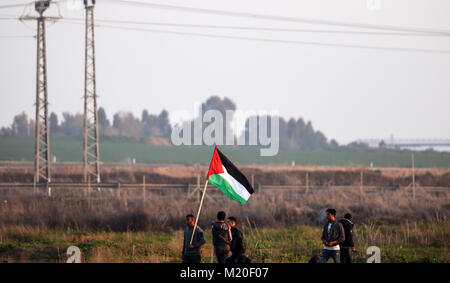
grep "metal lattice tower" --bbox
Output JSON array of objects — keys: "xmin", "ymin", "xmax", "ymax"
[
  {"xmin": 34, "ymin": 0, "xmax": 52, "ymax": 184},
  {"xmin": 83, "ymin": 0, "xmax": 101, "ymax": 183}
]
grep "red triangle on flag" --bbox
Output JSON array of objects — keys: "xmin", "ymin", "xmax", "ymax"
[{"xmin": 207, "ymin": 146, "xmax": 224, "ymax": 178}]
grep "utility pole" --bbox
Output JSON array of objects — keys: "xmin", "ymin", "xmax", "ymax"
[
  {"xmin": 30, "ymin": 0, "xmax": 52, "ymax": 184},
  {"xmin": 83, "ymin": 0, "xmax": 101, "ymax": 183}
]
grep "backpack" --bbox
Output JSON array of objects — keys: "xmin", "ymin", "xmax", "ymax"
[{"xmin": 231, "ymin": 235, "xmax": 246, "ymax": 254}]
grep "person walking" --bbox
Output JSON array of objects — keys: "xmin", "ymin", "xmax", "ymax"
[
  {"xmin": 320, "ymin": 208, "xmax": 345, "ymax": 263},
  {"xmin": 339, "ymin": 213, "xmax": 356, "ymax": 263}
]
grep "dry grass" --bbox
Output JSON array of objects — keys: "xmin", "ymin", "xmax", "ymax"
[
  {"xmin": 0, "ymin": 184, "xmax": 448, "ymax": 262},
  {"xmin": 0, "ymin": 186, "xmax": 447, "ymax": 231}
]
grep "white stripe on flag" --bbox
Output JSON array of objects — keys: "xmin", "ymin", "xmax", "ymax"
[{"xmin": 219, "ymin": 165, "xmax": 251, "ymax": 201}]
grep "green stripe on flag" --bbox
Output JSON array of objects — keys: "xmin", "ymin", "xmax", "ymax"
[{"xmin": 208, "ymin": 174, "xmax": 247, "ymax": 204}]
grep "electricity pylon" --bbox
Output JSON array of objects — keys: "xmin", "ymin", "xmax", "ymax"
[
  {"xmin": 33, "ymin": 0, "xmax": 52, "ymax": 184},
  {"xmin": 83, "ymin": 0, "xmax": 101, "ymax": 183}
]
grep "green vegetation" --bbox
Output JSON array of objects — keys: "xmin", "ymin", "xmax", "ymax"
[
  {"xmin": 0, "ymin": 222, "xmax": 448, "ymax": 263},
  {"xmin": 0, "ymin": 136, "xmax": 449, "ymax": 168}
]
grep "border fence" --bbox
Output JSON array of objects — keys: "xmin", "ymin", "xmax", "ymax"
[{"xmin": 0, "ymin": 181, "xmax": 447, "ymax": 202}]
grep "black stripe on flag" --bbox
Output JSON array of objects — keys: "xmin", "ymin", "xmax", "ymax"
[{"xmin": 216, "ymin": 148, "xmax": 255, "ymax": 194}]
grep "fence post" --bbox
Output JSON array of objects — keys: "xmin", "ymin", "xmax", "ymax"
[
  {"xmin": 305, "ymin": 172, "xmax": 309, "ymax": 195},
  {"xmin": 88, "ymin": 176, "xmax": 91, "ymax": 209},
  {"xmin": 117, "ymin": 182, "xmax": 121, "ymax": 201},
  {"xmin": 360, "ymin": 170, "xmax": 364, "ymax": 200},
  {"xmin": 412, "ymin": 153, "xmax": 416, "ymax": 200},
  {"xmin": 47, "ymin": 183, "xmax": 51, "ymax": 198},
  {"xmin": 142, "ymin": 175, "xmax": 146, "ymax": 206},
  {"xmin": 33, "ymin": 175, "xmax": 36, "ymax": 196}
]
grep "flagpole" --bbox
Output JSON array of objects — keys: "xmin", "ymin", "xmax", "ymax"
[{"xmin": 189, "ymin": 179, "xmax": 209, "ymax": 245}]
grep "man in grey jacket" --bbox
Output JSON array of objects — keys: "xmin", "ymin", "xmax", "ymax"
[
  {"xmin": 320, "ymin": 208, "xmax": 345, "ymax": 263},
  {"xmin": 182, "ymin": 214, "xmax": 206, "ymax": 263}
]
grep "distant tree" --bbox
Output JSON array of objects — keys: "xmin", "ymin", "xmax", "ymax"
[
  {"xmin": 141, "ymin": 109, "xmax": 159, "ymax": 137},
  {"xmin": 313, "ymin": 130, "xmax": 328, "ymax": 148},
  {"xmin": 157, "ymin": 110, "xmax": 171, "ymax": 136},
  {"xmin": 329, "ymin": 139, "xmax": 339, "ymax": 148},
  {"xmin": 113, "ymin": 112, "xmax": 142, "ymax": 137},
  {"xmin": 60, "ymin": 112, "xmax": 83, "ymax": 136},
  {"xmin": 98, "ymin": 107, "xmax": 110, "ymax": 128},
  {"xmin": 29, "ymin": 119, "xmax": 35, "ymax": 136},
  {"xmin": 49, "ymin": 112, "xmax": 59, "ymax": 134},
  {"xmin": 202, "ymin": 96, "xmax": 236, "ymax": 114},
  {"xmin": 97, "ymin": 107, "xmax": 111, "ymax": 135},
  {"xmin": 348, "ymin": 141, "xmax": 369, "ymax": 148},
  {"xmin": 0, "ymin": 127, "xmax": 12, "ymax": 136},
  {"xmin": 141, "ymin": 109, "xmax": 150, "ymax": 124},
  {"xmin": 11, "ymin": 112, "xmax": 30, "ymax": 136},
  {"xmin": 199, "ymin": 96, "xmax": 237, "ymax": 145}
]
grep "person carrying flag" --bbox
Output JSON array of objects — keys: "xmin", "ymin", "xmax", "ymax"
[
  {"xmin": 182, "ymin": 214, "xmax": 205, "ymax": 263},
  {"xmin": 187, "ymin": 146, "xmax": 255, "ymax": 262}
]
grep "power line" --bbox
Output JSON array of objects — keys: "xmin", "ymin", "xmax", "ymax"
[
  {"xmin": 0, "ymin": 2, "xmax": 31, "ymax": 9},
  {"xmin": 0, "ymin": 35, "xmax": 34, "ymax": 38},
  {"xmin": 102, "ymin": 0, "xmax": 450, "ymax": 36},
  {"xmin": 59, "ymin": 20, "xmax": 450, "ymax": 54},
  {"xmin": 60, "ymin": 17, "xmax": 450, "ymax": 37}
]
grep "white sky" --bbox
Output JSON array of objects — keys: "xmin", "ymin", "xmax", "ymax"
[{"xmin": 0, "ymin": 0, "xmax": 449, "ymax": 144}]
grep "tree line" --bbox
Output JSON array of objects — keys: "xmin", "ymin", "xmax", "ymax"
[
  {"xmin": 0, "ymin": 108, "xmax": 171, "ymax": 139},
  {"xmin": 0, "ymin": 96, "xmax": 338, "ymax": 149}
]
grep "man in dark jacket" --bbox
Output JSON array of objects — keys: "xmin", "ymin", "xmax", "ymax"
[
  {"xmin": 182, "ymin": 214, "xmax": 206, "ymax": 263},
  {"xmin": 225, "ymin": 216, "xmax": 251, "ymax": 263},
  {"xmin": 320, "ymin": 208, "xmax": 345, "ymax": 263},
  {"xmin": 339, "ymin": 213, "xmax": 356, "ymax": 263},
  {"xmin": 211, "ymin": 211, "xmax": 232, "ymax": 263}
]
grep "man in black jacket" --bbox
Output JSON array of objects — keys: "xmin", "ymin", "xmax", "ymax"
[
  {"xmin": 339, "ymin": 213, "xmax": 356, "ymax": 263},
  {"xmin": 211, "ymin": 211, "xmax": 232, "ymax": 263},
  {"xmin": 225, "ymin": 216, "xmax": 251, "ymax": 263},
  {"xmin": 320, "ymin": 208, "xmax": 345, "ymax": 263},
  {"xmin": 182, "ymin": 214, "xmax": 206, "ymax": 263}
]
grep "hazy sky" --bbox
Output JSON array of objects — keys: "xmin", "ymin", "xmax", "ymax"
[{"xmin": 1, "ymin": 0, "xmax": 449, "ymax": 144}]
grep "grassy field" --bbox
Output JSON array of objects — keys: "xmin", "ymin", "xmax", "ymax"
[
  {"xmin": 0, "ymin": 184, "xmax": 448, "ymax": 263},
  {"xmin": 0, "ymin": 136, "xmax": 449, "ymax": 168},
  {"xmin": 0, "ymin": 222, "xmax": 448, "ymax": 263}
]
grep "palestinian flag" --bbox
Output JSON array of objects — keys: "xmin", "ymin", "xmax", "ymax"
[{"xmin": 207, "ymin": 146, "xmax": 254, "ymax": 204}]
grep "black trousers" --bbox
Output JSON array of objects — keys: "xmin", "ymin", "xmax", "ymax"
[
  {"xmin": 214, "ymin": 246, "xmax": 230, "ymax": 263},
  {"xmin": 340, "ymin": 248, "xmax": 352, "ymax": 263},
  {"xmin": 182, "ymin": 255, "xmax": 201, "ymax": 263},
  {"xmin": 225, "ymin": 254, "xmax": 252, "ymax": 263}
]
